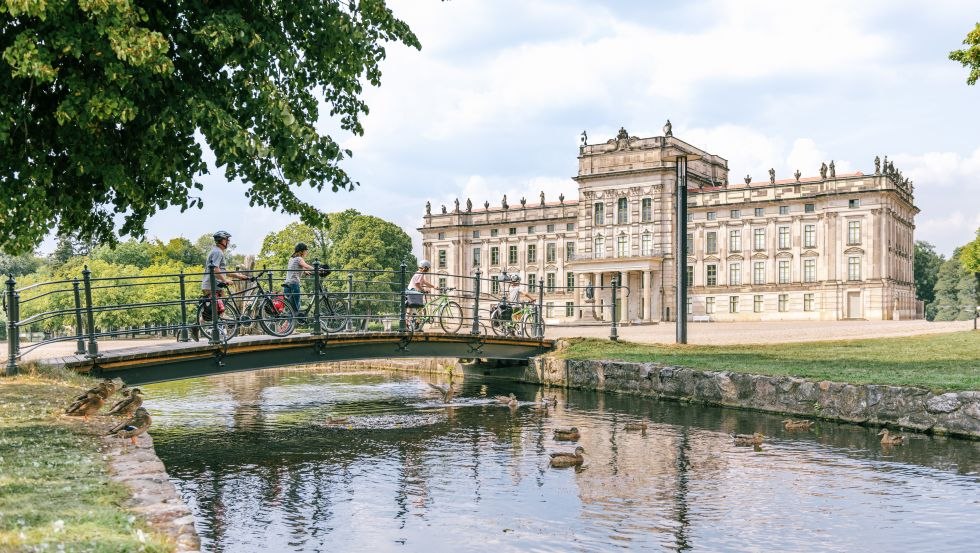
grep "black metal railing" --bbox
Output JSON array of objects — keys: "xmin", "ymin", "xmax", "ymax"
[{"xmin": 2, "ymin": 263, "xmax": 634, "ymax": 376}]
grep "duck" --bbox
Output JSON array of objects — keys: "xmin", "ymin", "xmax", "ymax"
[
  {"xmin": 732, "ymin": 432, "xmax": 765, "ymax": 446},
  {"xmin": 541, "ymin": 396, "xmax": 558, "ymax": 408},
  {"xmin": 107, "ymin": 388, "xmax": 143, "ymax": 417},
  {"xmin": 65, "ymin": 391, "xmax": 104, "ymax": 420},
  {"xmin": 783, "ymin": 419, "xmax": 815, "ymax": 431},
  {"xmin": 553, "ymin": 427, "xmax": 580, "ymax": 441},
  {"xmin": 428, "ymin": 383, "xmax": 456, "ymax": 404},
  {"xmin": 549, "ymin": 446, "xmax": 585, "ymax": 468},
  {"xmin": 877, "ymin": 429, "xmax": 904, "ymax": 445},
  {"xmin": 494, "ymin": 393, "xmax": 517, "ymax": 405},
  {"xmin": 624, "ymin": 421, "xmax": 648, "ymax": 432},
  {"xmin": 107, "ymin": 407, "xmax": 152, "ymax": 445}
]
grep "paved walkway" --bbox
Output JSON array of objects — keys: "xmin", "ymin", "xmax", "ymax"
[{"xmin": 2, "ymin": 320, "xmax": 974, "ymax": 363}]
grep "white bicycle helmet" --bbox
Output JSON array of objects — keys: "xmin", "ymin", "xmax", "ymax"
[
  {"xmin": 213, "ymin": 230, "xmax": 231, "ymax": 242},
  {"xmin": 419, "ymin": 260, "xmax": 431, "ymax": 269},
  {"xmin": 510, "ymin": 274, "xmax": 521, "ymax": 283}
]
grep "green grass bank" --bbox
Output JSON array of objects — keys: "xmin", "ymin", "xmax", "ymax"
[
  {"xmin": 0, "ymin": 364, "xmax": 173, "ymax": 551},
  {"xmin": 560, "ymin": 331, "xmax": 980, "ymax": 392}
]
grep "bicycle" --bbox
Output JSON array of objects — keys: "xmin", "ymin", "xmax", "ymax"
[
  {"xmin": 293, "ymin": 268, "xmax": 351, "ymax": 333},
  {"xmin": 408, "ymin": 287, "xmax": 463, "ymax": 334},
  {"xmin": 197, "ymin": 270, "xmax": 296, "ymax": 342},
  {"xmin": 488, "ymin": 300, "xmax": 542, "ymax": 337}
]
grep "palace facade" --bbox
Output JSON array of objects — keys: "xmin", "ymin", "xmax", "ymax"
[{"xmin": 419, "ymin": 125, "xmax": 919, "ymax": 324}]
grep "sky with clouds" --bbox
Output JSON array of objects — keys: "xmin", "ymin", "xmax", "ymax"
[{"xmin": 65, "ymin": 0, "xmax": 980, "ymax": 258}]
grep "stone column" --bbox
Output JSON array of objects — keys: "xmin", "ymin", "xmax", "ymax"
[{"xmin": 642, "ymin": 270, "xmax": 651, "ymax": 320}]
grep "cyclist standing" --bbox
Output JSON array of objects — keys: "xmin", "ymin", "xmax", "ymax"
[
  {"xmin": 283, "ymin": 242, "xmax": 316, "ymax": 316},
  {"xmin": 406, "ymin": 260, "xmax": 435, "ymax": 317},
  {"xmin": 197, "ymin": 230, "xmax": 248, "ymax": 328}
]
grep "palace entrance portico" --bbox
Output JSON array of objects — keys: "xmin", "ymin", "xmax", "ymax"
[{"xmin": 569, "ymin": 257, "xmax": 667, "ymax": 323}]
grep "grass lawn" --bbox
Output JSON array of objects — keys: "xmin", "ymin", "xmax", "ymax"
[
  {"xmin": 0, "ymin": 364, "xmax": 173, "ymax": 551},
  {"xmin": 560, "ymin": 331, "xmax": 980, "ymax": 392}
]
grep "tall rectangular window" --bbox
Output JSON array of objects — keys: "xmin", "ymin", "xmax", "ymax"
[
  {"xmin": 546, "ymin": 273, "xmax": 556, "ymax": 293},
  {"xmin": 848, "ymin": 256, "xmax": 862, "ymax": 281},
  {"xmin": 566, "ymin": 272, "xmax": 575, "ymax": 292},
  {"xmin": 641, "ymin": 198, "xmax": 652, "ymax": 222},
  {"xmin": 778, "ymin": 260, "xmax": 790, "ymax": 284},
  {"xmin": 729, "ymin": 296, "xmax": 739, "ymax": 313},
  {"xmin": 617, "ymin": 234, "xmax": 628, "ymax": 257},
  {"xmin": 527, "ymin": 244, "xmax": 537, "ymax": 263},
  {"xmin": 546, "ymin": 302, "xmax": 554, "ymax": 318},
  {"xmin": 546, "ymin": 243, "xmax": 557, "ymax": 263},
  {"xmin": 472, "ymin": 247, "xmax": 481, "ymax": 267},
  {"xmin": 491, "ymin": 276, "xmax": 500, "ymax": 294},
  {"xmin": 706, "ymin": 297, "xmax": 715, "ymax": 314},
  {"xmin": 729, "ymin": 263, "xmax": 741, "ymax": 285},
  {"xmin": 490, "ymin": 247, "xmax": 499, "ymax": 266},
  {"xmin": 803, "ymin": 259, "xmax": 816, "ymax": 282},
  {"xmin": 753, "ymin": 261, "xmax": 765, "ymax": 284},
  {"xmin": 848, "ymin": 221, "xmax": 861, "ymax": 245},
  {"xmin": 641, "ymin": 233, "xmax": 652, "ymax": 256},
  {"xmin": 566, "ymin": 241, "xmax": 575, "ymax": 261},
  {"xmin": 508, "ymin": 245, "xmax": 517, "ymax": 264},
  {"xmin": 804, "ymin": 293, "xmax": 814, "ymax": 312},
  {"xmin": 706, "ymin": 264, "xmax": 718, "ymax": 286},
  {"xmin": 754, "ymin": 228, "xmax": 766, "ymax": 251},
  {"xmin": 617, "ymin": 197, "xmax": 628, "ymax": 224},
  {"xmin": 729, "ymin": 230, "xmax": 741, "ymax": 252},
  {"xmin": 687, "ymin": 266, "xmax": 694, "ymax": 286},
  {"xmin": 804, "ymin": 224, "xmax": 816, "ymax": 248},
  {"xmin": 706, "ymin": 232, "xmax": 717, "ymax": 254},
  {"xmin": 778, "ymin": 294, "xmax": 788, "ymax": 312},
  {"xmin": 594, "ymin": 236, "xmax": 605, "ymax": 258},
  {"xmin": 778, "ymin": 226, "xmax": 791, "ymax": 249},
  {"xmin": 687, "ymin": 232, "xmax": 694, "ymax": 255},
  {"xmin": 528, "ymin": 273, "xmax": 536, "ymax": 292},
  {"xmin": 438, "ymin": 277, "xmax": 447, "ymax": 290},
  {"xmin": 594, "ymin": 203, "xmax": 605, "ymax": 225},
  {"xmin": 546, "ymin": 223, "xmax": 555, "ymax": 233},
  {"xmin": 438, "ymin": 249, "xmax": 447, "ymax": 269},
  {"xmin": 565, "ymin": 301, "xmax": 575, "ymax": 317},
  {"xmin": 754, "ymin": 295, "xmax": 763, "ymax": 312}
]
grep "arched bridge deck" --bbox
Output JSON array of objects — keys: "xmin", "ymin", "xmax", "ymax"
[{"xmin": 52, "ymin": 332, "xmax": 555, "ymax": 385}]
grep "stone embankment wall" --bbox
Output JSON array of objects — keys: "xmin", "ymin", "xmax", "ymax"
[{"xmin": 528, "ymin": 357, "xmax": 980, "ymax": 439}]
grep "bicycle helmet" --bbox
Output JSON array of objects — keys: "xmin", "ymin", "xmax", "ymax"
[
  {"xmin": 294, "ymin": 242, "xmax": 308, "ymax": 253},
  {"xmin": 419, "ymin": 260, "xmax": 431, "ymax": 269},
  {"xmin": 213, "ymin": 230, "xmax": 232, "ymax": 242},
  {"xmin": 510, "ymin": 274, "xmax": 521, "ymax": 283}
]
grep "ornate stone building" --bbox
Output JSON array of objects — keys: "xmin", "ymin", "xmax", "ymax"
[{"xmin": 419, "ymin": 126, "xmax": 919, "ymax": 323}]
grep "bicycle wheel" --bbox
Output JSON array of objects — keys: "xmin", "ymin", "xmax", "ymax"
[
  {"xmin": 258, "ymin": 296, "xmax": 296, "ymax": 337},
  {"xmin": 197, "ymin": 298, "xmax": 240, "ymax": 342},
  {"xmin": 488, "ymin": 307, "xmax": 507, "ymax": 337},
  {"xmin": 438, "ymin": 301, "xmax": 464, "ymax": 334},
  {"xmin": 521, "ymin": 308, "xmax": 545, "ymax": 338},
  {"xmin": 318, "ymin": 294, "xmax": 351, "ymax": 333}
]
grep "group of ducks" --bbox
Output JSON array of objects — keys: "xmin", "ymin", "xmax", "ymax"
[
  {"xmin": 731, "ymin": 418, "xmax": 905, "ymax": 447},
  {"xmin": 548, "ymin": 419, "xmax": 650, "ymax": 468},
  {"xmin": 64, "ymin": 378, "xmax": 152, "ymax": 445}
]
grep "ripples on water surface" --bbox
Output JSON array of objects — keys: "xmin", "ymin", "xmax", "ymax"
[{"xmin": 145, "ymin": 367, "xmax": 980, "ymax": 552}]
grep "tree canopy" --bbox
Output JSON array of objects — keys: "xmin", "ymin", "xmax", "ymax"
[
  {"xmin": 961, "ymin": 228, "xmax": 980, "ymax": 274},
  {"xmin": 0, "ymin": 1, "xmax": 420, "ymax": 254},
  {"xmin": 950, "ymin": 22, "xmax": 980, "ymax": 85},
  {"xmin": 913, "ymin": 240, "xmax": 944, "ymax": 319}
]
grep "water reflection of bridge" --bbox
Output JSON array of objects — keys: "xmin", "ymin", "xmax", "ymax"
[{"xmin": 51, "ymin": 332, "xmax": 554, "ymax": 385}]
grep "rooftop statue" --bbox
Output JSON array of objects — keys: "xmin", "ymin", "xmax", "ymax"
[
  {"xmin": 559, "ymin": 193, "xmax": 565, "ymax": 204},
  {"xmin": 874, "ymin": 155, "xmax": 881, "ymax": 174},
  {"xmin": 441, "ymin": 204, "xmax": 447, "ymax": 214},
  {"xmin": 425, "ymin": 201, "xmax": 431, "ymax": 216},
  {"xmin": 744, "ymin": 174, "xmax": 752, "ymax": 184},
  {"xmin": 502, "ymin": 195, "xmax": 508, "ymax": 210},
  {"xmin": 794, "ymin": 170, "xmax": 801, "ymax": 182},
  {"xmin": 520, "ymin": 197, "xmax": 526, "ymax": 207},
  {"xmin": 580, "ymin": 130, "xmax": 588, "ymax": 146},
  {"xmin": 484, "ymin": 200, "xmax": 490, "ymax": 211},
  {"xmin": 454, "ymin": 198, "xmax": 459, "ymax": 212},
  {"xmin": 466, "ymin": 198, "xmax": 472, "ymax": 212},
  {"xmin": 540, "ymin": 191, "xmax": 545, "ymax": 206},
  {"xmin": 829, "ymin": 160, "xmax": 835, "ymax": 178},
  {"xmin": 819, "ymin": 162, "xmax": 828, "ymax": 179},
  {"xmin": 616, "ymin": 126, "xmax": 629, "ymax": 141},
  {"xmin": 769, "ymin": 168, "xmax": 775, "ymax": 184},
  {"xmin": 663, "ymin": 119, "xmax": 672, "ymax": 137}
]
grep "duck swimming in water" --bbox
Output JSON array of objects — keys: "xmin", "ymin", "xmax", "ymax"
[
  {"xmin": 732, "ymin": 432, "xmax": 765, "ymax": 446},
  {"xmin": 624, "ymin": 421, "xmax": 648, "ymax": 432},
  {"xmin": 428, "ymin": 383, "xmax": 455, "ymax": 404},
  {"xmin": 549, "ymin": 446, "xmax": 585, "ymax": 468},
  {"xmin": 877, "ymin": 429, "xmax": 904, "ymax": 445},
  {"xmin": 494, "ymin": 393, "xmax": 518, "ymax": 408},
  {"xmin": 783, "ymin": 419, "xmax": 814, "ymax": 431},
  {"xmin": 553, "ymin": 427, "xmax": 580, "ymax": 441}
]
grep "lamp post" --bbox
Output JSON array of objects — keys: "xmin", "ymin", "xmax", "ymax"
[{"xmin": 663, "ymin": 150, "xmax": 701, "ymax": 344}]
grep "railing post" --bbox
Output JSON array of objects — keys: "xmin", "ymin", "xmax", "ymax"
[
  {"xmin": 5, "ymin": 274, "xmax": 18, "ymax": 376},
  {"xmin": 610, "ymin": 276, "xmax": 619, "ymax": 342},
  {"xmin": 312, "ymin": 261, "xmax": 323, "ymax": 336},
  {"xmin": 12, "ymin": 292, "xmax": 19, "ymax": 357},
  {"xmin": 266, "ymin": 266, "xmax": 273, "ymax": 296},
  {"xmin": 72, "ymin": 279, "xmax": 86, "ymax": 353},
  {"xmin": 347, "ymin": 272, "xmax": 354, "ymax": 332},
  {"xmin": 537, "ymin": 277, "xmax": 545, "ymax": 339},
  {"xmin": 82, "ymin": 265, "xmax": 99, "ymax": 357},
  {"xmin": 471, "ymin": 269, "xmax": 482, "ymax": 335},
  {"xmin": 399, "ymin": 263, "xmax": 407, "ymax": 334},
  {"xmin": 208, "ymin": 264, "xmax": 220, "ymax": 345},
  {"xmin": 178, "ymin": 271, "xmax": 189, "ymax": 342}
]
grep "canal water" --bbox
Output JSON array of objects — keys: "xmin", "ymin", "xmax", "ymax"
[{"xmin": 146, "ymin": 367, "xmax": 980, "ymax": 552}]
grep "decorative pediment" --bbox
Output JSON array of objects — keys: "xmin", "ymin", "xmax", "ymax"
[
  {"xmin": 775, "ymin": 251, "xmax": 794, "ymax": 259},
  {"xmin": 703, "ymin": 255, "xmax": 721, "ymax": 263},
  {"xmin": 545, "ymin": 264, "xmax": 558, "ymax": 271},
  {"xmin": 801, "ymin": 250, "xmax": 819, "ymax": 257},
  {"xmin": 843, "ymin": 246, "xmax": 865, "ymax": 255},
  {"xmin": 751, "ymin": 252, "xmax": 769, "ymax": 260},
  {"xmin": 726, "ymin": 254, "xmax": 745, "ymax": 261}
]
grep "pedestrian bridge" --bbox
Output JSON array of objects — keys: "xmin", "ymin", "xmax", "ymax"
[{"xmin": 51, "ymin": 332, "xmax": 555, "ymax": 385}]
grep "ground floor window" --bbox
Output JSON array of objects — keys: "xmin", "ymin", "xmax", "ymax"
[
  {"xmin": 546, "ymin": 302, "xmax": 554, "ymax": 318},
  {"xmin": 491, "ymin": 276, "xmax": 500, "ymax": 294},
  {"xmin": 804, "ymin": 293, "xmax": 814, "ymax": 312},
  {"xmin": 729, "ymin": 296, "xmax": 739, "ymax": 313},
  {"xmin": 438, "ymin": 277, "xmax": 447, "ymax": 291},
  {"xmin": 753, "ymin": 295, "xmax": 763, "ymax": 312},
  {"xmin": 778, "ymin": 294, "xmax": 788, "ymax": 312},
  {"xmin": 565, "ymin": 302, "xmax": 574, "ymax": 317},
  {"xmin": 706, "ymin": 297, "xmax": 715, "ymax": 314}
]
